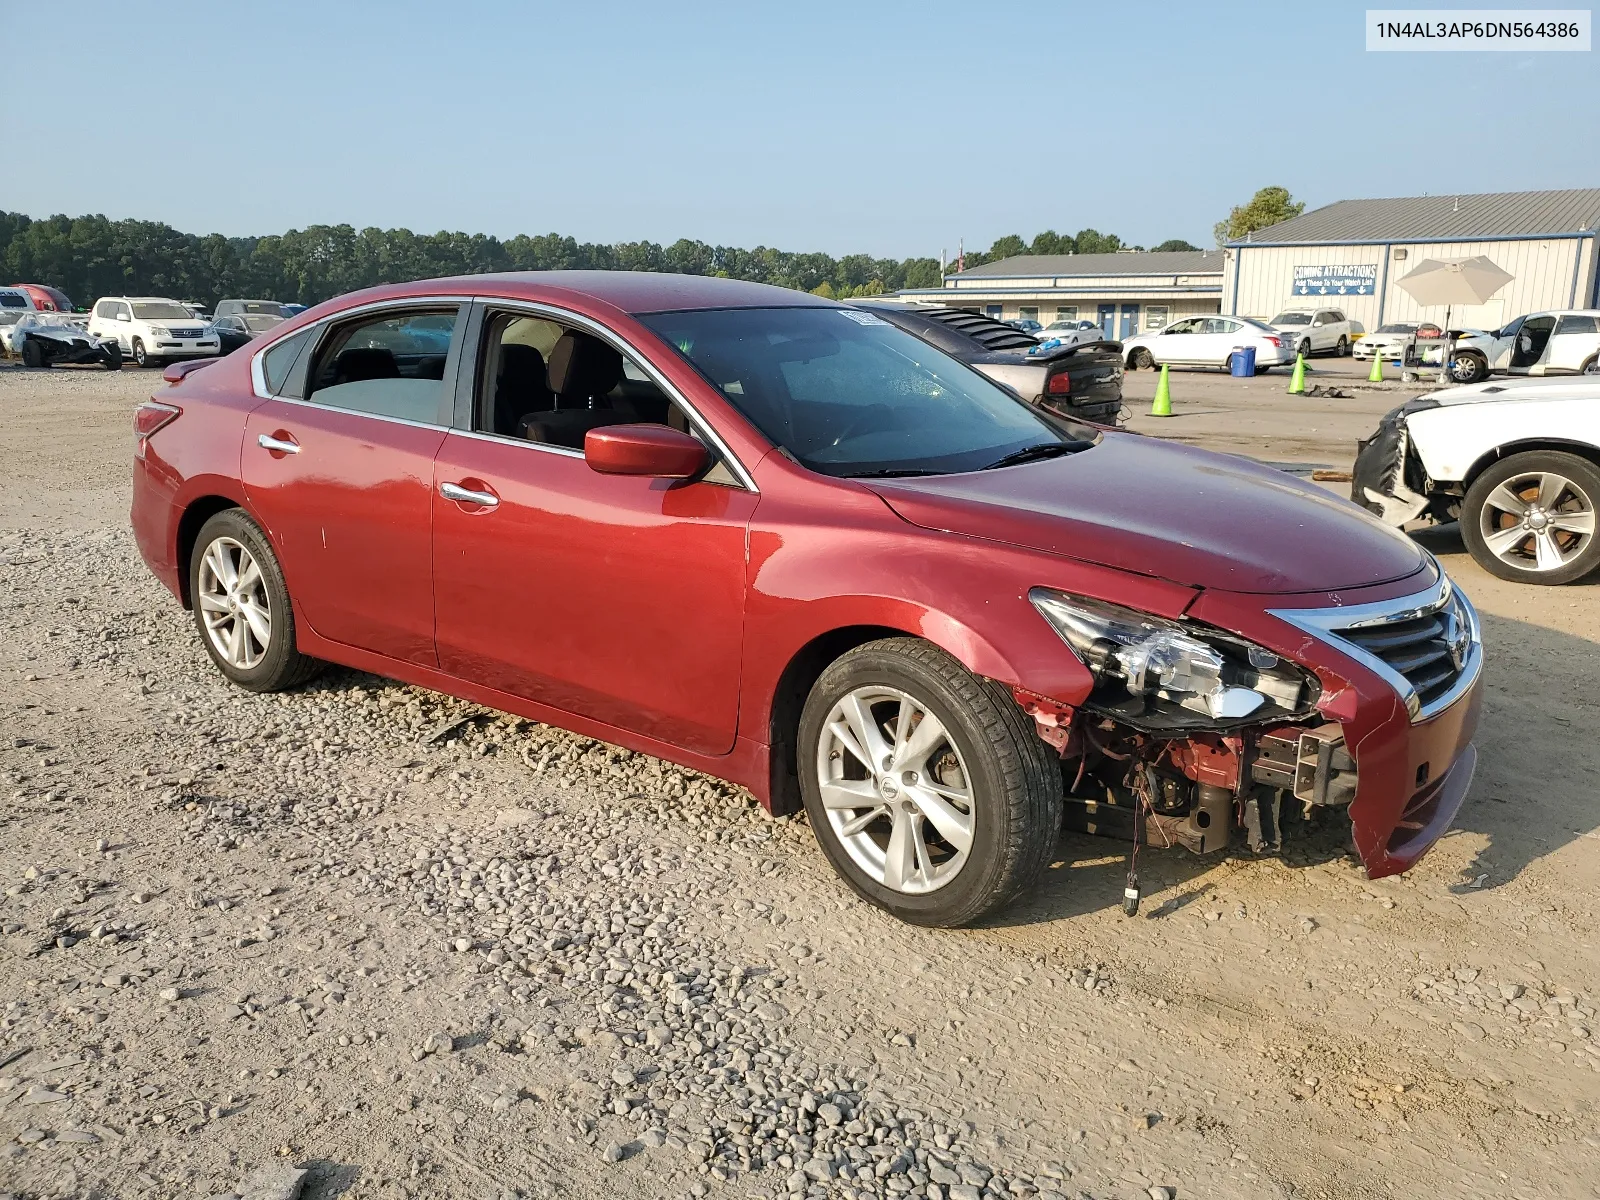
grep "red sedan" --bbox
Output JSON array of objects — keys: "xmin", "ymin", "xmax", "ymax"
[{"xmin": 131, "ymin": 273, "xmax": 1483, "ymax": 926}]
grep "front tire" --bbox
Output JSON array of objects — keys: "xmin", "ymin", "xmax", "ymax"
[
  {"xmin": 103, "ymin": 343, "xmax": 123, "ymax": 371},
  {"xmin": 1336, "ymin": 335, "xmax": 1349, "ymax": 356},
  {"xmin": 798, "ymin": 638, "xmax": 1061, "ymax": 927},
  {"xmin": 189, "ymin": 509, "xmax": 324, "ymax": 690},
  {"xmin": 1128, "ymin": 348, "xmax": 1154, "ymax": 370},
  {"xmin": 1461, "ymin": 451, "xmax": 1600, "ymax": 584},
  {"xmin": 1450, "ymin": 352, "xmax": 1488, "ymax": 383},
  {"xmin": 21, "ymin": 338, "xmax": 46, "ymax": 368},
  {"xmin": 132, "ymin": 338, "xmax": 151, "ymax": 368}
]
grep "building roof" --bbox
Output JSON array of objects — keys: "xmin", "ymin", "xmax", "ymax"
[
  {"xmin": 953, "ymin": 250, "xmax": 1223, "ymax": 278},
  {"xmin": 1237, "ymin": 188, "xmax": 1600, "ymax": 245}
]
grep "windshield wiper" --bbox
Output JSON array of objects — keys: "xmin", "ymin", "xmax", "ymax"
[{"xmin": 980, "ymin": 440, "xmax": 1088, "ymax": 471}]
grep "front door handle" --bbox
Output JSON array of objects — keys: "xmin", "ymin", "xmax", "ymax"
[
  {"xmin": 257, "ymin": 433, "xmax": 300, "ymax": 455},
  {"xmin": 440, "ymin": 481, "xmax": 499, "ymax": 509}
]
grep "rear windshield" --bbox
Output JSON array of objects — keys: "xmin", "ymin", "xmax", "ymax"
[
  {"xmin": 132, "ymin": 302, "xmax": 193, "ymax": 320},
  {"xmin": 638, "ymin": 306, "xmax": 1087, "ymax": 479},
  {"xmin": 1270, "ymin": 312, "xmax": 1312, "ymax": 325}
]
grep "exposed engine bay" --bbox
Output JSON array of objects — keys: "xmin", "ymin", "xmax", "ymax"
[{"xmin": 1016, "ymin": 587, "xmax": 1360, "ymax": 888}]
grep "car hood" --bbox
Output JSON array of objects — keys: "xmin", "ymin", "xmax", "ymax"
[
  {"xmin": 1417, "ymin": 378, "xmax": 1600, "ymax": 407},
  {"xmin": 866, "ymin": 435, "xmax": 1429, "ymax": 594}
]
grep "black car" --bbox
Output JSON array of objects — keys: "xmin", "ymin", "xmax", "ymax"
[
  {"xmin": 210, "ymin": 310, "xmax": 287, "ymax": 353},
  {"xmin": 857, "ymin": 303, "xmax": 1124, "ymax": 424}
]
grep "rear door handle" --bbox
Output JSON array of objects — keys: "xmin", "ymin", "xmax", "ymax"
[
  {"xmin": 257, "ymin": 433, "xmax": 300, "ymax": 454},
  {"xmin": 440, "ymin": 481, "xmax": 499, "ymax": 509}
]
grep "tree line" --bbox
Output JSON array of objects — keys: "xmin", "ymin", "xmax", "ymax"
[{"xmin": 0, "ymin": 210, "xmax": 1201, "ymax": 310}]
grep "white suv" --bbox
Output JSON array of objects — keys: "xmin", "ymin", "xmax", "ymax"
[
  {"xmin": 87, "ymin": 297, "xmax": 220, "ymax": 368},
  {"xmin": 1268, "ymin": 308, "xmax": 1353, "ymax": 358}
]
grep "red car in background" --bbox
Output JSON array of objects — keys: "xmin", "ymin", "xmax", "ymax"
[
  {"xmin": 11, "ymin": 283, "xmax": 74, "ymax": 312},
  {"xmin": 130, "ymin": 273, "xmax": 1483, "ymax": 926}
]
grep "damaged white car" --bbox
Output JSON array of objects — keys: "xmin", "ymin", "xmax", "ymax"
[
  {"xmin": 8, "ymin": 312, "xmax": 124, "ymax": 370},
  {"xmin": 1351, "ymin": 378, "xmax": 1600, "ymax": 584}
]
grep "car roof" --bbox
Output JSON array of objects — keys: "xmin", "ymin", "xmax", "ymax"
[{"xmin": 329, "ymin": 271, "xmax": 838, "ymax": 316}]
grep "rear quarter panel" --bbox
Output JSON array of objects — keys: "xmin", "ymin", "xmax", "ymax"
[
  {"xmin": 1407, "ymin": 396, "xmax": 1600, "ymax": 482},
  {"xmin": 131, "ymin": 355, "xmax": 261, "ymax": 601}
]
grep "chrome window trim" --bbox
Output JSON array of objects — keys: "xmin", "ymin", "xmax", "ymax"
[
  {"xmin": 470, "ymin": 296, "xmax": 760, "ymax": 494},
  {"xmin": 258, "ymin": 393, "xmax": 450, "ymax": 434},
  {"xmin": 248, "ymin": 295, "xmax": 475, "ymax": 401},
  {"xmin": 449, "ymin": 427, "xmax": 584, "ymax": 459},
  {"xmin": 1268, "ymin": 573, "xmax": 1483, "ymax": 723}
]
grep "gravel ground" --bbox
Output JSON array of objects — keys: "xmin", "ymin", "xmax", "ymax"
[{"xmin": 2, "ymin": 364, "xmax": 1599, "ymax": 1200}]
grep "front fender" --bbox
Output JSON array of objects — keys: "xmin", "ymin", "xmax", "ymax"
[{"xmin": 734, "ymin": 488, "xmax": 1197, "ymax": 748}]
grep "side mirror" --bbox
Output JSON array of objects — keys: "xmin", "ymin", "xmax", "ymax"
[{"xmin": 584, "ymin": 424, "xmax": 708, "ymax": 479}]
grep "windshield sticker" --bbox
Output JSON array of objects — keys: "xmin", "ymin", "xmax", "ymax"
[{"xmin": 838, "ymin": 310, "xmax": 890, "ymax": 326}]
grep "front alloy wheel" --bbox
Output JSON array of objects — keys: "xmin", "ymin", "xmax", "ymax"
[
  {"xmin": 798, "ymin": 638, "xmax": 1061, "ymax": 926},
  {"xmin": 1462, "ymin": 451, "xmax": 1600, "ymax": 584}
]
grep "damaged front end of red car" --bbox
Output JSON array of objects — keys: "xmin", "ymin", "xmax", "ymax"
[{"xmin": 1012, "ymin": 573, "xmax": 1484, "ymax": 893}]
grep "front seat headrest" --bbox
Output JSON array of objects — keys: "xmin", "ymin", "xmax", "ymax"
[
  {"xmin": 546, "ymin": 331, "xmax": 623, "ymax": 400},
  {"xmin": 333, "ymin": 347, "xmax": 400, "ymax": 384}
]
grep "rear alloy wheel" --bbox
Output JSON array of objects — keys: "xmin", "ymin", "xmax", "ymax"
[
  {"xmin": 1336, "ymin": 335, "xmax": 1349, "ymax": 356},
  {"xmin": 1129, "ymin": 347, "xmax": 1154, "ymax": 370},
  {"xmin": 798, "ymin": 638, "xmax": 1061, "ymax": 927},
  {"xmin": 132, "ymin": 338, "xmax": 151, "ymax": 368},
  {"xmin": 190, "ymin": 509, "xmax": 323, "ymax": 690},
  {"xmin": 1450, "ymin": 352, "xmax": 1487, "ymax": 384},
  {"xmin": 1461, "ymin": 451, "xmax": 1600, "ymax": 584}
]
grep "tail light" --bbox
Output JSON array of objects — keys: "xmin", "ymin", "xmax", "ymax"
[
  {"xmin": 1264, "ymin": 336, "xmax": 1282, "ymax": 348},
  {"xmin": 134, "ymin": 401, "xmax": 181, "ymax": 439},
  {"xmin": 1045, "ymin": 371, "xmax": 1072, "ymax": 395}
]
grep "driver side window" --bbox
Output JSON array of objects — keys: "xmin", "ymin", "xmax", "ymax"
[{"xmin": 1164, "ymin": 318, "xmax": 1199, "ymax": 335}]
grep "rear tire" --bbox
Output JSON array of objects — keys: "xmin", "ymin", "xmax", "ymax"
[
  {"xmin": 189, "ymin": 509, "xmax": 324, "ymax": 691},
  {"xmin": 1461, "ymin": 451, "xmax": 1600, "ymax": 585},
  {"xmin": 1581, "ymin": 355, "xmax": 1598, "ymax": 376},
  {"xmin": 21, "ymin": 338, "xmax": 46, "ymax": 368},
  {"xmin": 798, "ymin": 638, "xmax": 1061, "ymax": 927}
]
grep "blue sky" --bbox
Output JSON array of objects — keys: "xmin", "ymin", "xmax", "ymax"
[{"xmin": 10, "ymin": 0, "xmax": 1596, "ymax": 257}]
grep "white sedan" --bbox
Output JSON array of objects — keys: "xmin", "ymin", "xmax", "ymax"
[
  {"xmin": 1033, "ymin": 318, "xmax": 1108, "ymax": 348},
  {"xmin": 1351, "ymin": 377, "xmax": 1600, "ymax": 584},
  {"xmin": 1121, "ymin": 315, "xmax": 1297, "ymax": 373}
]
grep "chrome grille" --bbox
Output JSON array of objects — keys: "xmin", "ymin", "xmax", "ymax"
[{"xmin": 1268, "ymin": 574, "xmax": 1481, "ymax": 723}]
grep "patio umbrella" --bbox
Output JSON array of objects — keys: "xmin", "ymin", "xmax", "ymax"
[
  {"xmin": 1396, "ymin": 254, "xmax": 1514, "ymax": 323},
  {"xmin": 1395, "ymin": 255, "xmax": 1514, "ymax": 376}
]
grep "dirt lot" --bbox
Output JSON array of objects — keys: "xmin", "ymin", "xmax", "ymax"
[{"xmin": 1, "ymin": 362, "xmax": 1598, "ymax": 1200}]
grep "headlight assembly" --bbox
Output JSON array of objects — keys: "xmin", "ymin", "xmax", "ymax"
[
  {"xmin": 149, "ymin": 325, "xmax": 170, "ymax": 337},
  {"xmin": 1029, "ymin": 588, "xmax": 1316, "ymax": 731}
]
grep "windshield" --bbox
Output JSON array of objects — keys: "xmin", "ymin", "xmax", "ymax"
[
  {"xmin": 132, "ymin": 302, "xmax": 194, "ymax": 321},
  {"xmin": 243, "ymin": 315, "xmax": 284, "ymax": 332},
  {"xmin": 1270, "ymin": 312, "xmax": 1312, "ymax": 326},
  {"xmin": 639, "ymin": 306, "xmax": 1086, "ymax": 478},
  {"xmin": 1377, "ymin": 323, "xmax": 1419, "ymax": 334}
]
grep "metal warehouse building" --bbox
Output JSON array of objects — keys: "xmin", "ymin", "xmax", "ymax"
[
  {"xmin": 899, "ymin": 250, "xmax": 1225, "ymax": 340},
  {"xmin": 1225, "ymin": 187, "xmax": 1600, "ymax": 331}
]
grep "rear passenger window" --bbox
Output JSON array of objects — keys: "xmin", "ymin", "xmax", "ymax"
[
  {"xmin": 473, "ymin": 309, "xmax": 738, "ymax": 485},
  {"xmin": 305, "ymin": 309, "xmax": 458, "ymax": 423},
  {"xmin": 1554, "ymin": 314, "xmax": 1599, "ymax": 335}
]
